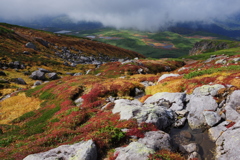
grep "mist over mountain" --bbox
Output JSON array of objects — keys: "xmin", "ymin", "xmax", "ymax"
[{"xmin": 1, "ymin": 0, "xmax": 240, "ymax": 32}]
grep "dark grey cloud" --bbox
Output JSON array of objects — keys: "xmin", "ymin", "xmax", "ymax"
[{"xmin": 1, "ymin": 0, "xmax": 240, "ymax": 31}]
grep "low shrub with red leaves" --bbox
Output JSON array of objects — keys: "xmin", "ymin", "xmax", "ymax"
[{"xmin": 126, "ymin": 122, "xmax": 158, "ymax": 138}]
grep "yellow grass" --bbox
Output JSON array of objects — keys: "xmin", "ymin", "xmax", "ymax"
[
  {"xmin": 0, "ymin": 93, "xmax": 41, "ymax": 124},
  {"xmin": 0, "ymin": 88, "xmax": 17, "ymax": 97},
  {"xmin": 145, "ymin": 78, "xmax": 186, "ymax": 95}
]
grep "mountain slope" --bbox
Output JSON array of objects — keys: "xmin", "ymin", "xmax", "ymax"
[
  {"xmin": 0, "ymin": 23, "xmax": 144, "ymax": 67},
  {"xmin": 0, "ymin": 23, "xmax": 240, "ymax": 160}
]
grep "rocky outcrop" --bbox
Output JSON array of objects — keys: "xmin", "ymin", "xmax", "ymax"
[
  {"xmin": 205, "ymin": 90, "xmax": 240, "ymax": 160},
  {"xmin": 185, "ymin": 84, "xmax": 228, "ymax": 129},
  {"xmin": 189, "ymin": 40, "xmax": 229, "ymax": 56},
  {"xmin": 114, "ymin": 131, "xmax": 172, "ymax": 160},
  {"xmin": 144, "ymin": 92, "xmax": 186, "ymax": 111},
  {"xmin": 23, "ymin": 140, "xmax": 97, "ymax": 160},
  {"xmin": 186, "ymin": 94, "xmax": 218, "ymax": 129},
  {"xmin": 215, "ymin": 121, "xmax": 240, "ymax": 160},
  {"xmin": 192, "ymin": 84, "xmax": 225, "ymax": 97},
  {"xmin": 138, "ymin": 131, "xmax": 172, "ymax": 151},
  {"xmin": 225, "ymin": 90, "xmax": 240, "ymax": 121},
  {"xmin": 112, "ymin": 99, "xmax": 175, "ymax": 130},
  {"xmin": 55, "ymin": 47, "xmax": 122, "ymax": 66},
  {"xmin": 115, "ymin": 142, "xmax": 155, "ymax": 160},
  {"xmin": 30, "ymin": 68, "xmax": 59, "ymax": 81}
]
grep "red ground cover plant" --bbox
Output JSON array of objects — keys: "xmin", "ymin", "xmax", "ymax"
[
  {"xmin": 126, "ymin": 122, "xmax": 158, "ymax": 138},
  {"xmin": 148, "ymin": 149, "xmax": 185, "ymax": 160}
]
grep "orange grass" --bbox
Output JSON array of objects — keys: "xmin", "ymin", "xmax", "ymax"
[{"xmin": 0, "ymin": 93, "xmax": 41, "ymax": 124}]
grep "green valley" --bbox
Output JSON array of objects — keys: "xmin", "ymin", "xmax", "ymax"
[{"xmin": 71, "ymin": 28, "xmax": 229, "ymax": 58}]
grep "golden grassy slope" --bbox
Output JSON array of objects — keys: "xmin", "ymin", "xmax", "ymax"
[{"xmin": 0, "ymin": 93, "xmax": 41, "ymax": 124}]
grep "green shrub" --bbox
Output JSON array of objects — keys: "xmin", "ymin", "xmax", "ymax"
[{"xmin": 12, "ymin": 111, "xmax": 36, "ymax": 123}]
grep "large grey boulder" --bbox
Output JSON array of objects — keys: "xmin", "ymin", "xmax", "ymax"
[
  {"xmin": 138, "ymin": 131, "xmax": 172, "ymax": 151},
  {"xmin": 203, "ymin": 111, "xmax": 221, "ymax": 127},
  {"xmin": 215, "ymin": 120, "xmax": 240, "ymax": 160},
  {"xmin": 208, "ymin": 121, "xmax": 228, "ymax": 141},
  {"xmin": 225, "ymin": 90, "xmax": 240, "ymax": 121},
  {"xmin": 30, "ymin": 70, "xmax": 46, "ymax": 80},
  {"xmin": 135, "ymin": 104, "xmax": 175, "ymax": 130},
  {"xmin": 23, "ymin": 140, "xmax": 97, "ymax": 160},
  {"xmin": 113, "ymin": 99, "xmax": 175, "ymax": 130},
  {"xmin": 192, "ymin": 84, "xmax": 225, "ymax": 97},
  {"xmin": 115, "ymin": 131, "xmax": 172, "ymax": 160},
  {"xmin": 144, "ymin": 92, "xmax": 186, "ymax": 111},
  {"xmin": 113, "ymin": 99, "xmax": 143, "ymax": 120},
  {"xmin": 114, "ymin": 142, "xmax": 154, "ymax": 160},
  {"xmin": 186, "ymin": 95, "xmax": 218, "ymax": 129}
]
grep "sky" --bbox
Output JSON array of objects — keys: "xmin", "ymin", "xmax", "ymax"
[{"xmin": 0, "ymin": 0, "xmax": 240, "ymax": 31}]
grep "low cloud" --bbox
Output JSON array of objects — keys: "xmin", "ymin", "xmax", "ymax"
[{"xmin": 1, "ymin": 0, "xmax": 240, "ymax": 31}]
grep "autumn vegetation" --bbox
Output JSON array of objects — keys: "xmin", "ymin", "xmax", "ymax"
[{"xmin": 0, "ymin": 23, "xmax": 240, "ymax": 160}]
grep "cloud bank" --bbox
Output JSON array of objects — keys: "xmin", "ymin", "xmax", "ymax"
[{"xmin": 1, "ymin": 0, "xmax": 240, "ymax": 31}]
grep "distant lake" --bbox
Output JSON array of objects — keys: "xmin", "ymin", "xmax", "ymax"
[
  {"xmin": 86, "ymin": 35, "xmax": 96, "ymax": 39},
  {"xmin": 54, "ymin": 30, "xmax": 72, "ymax": 34}
]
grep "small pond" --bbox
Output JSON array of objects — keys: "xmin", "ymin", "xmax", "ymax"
[{"xmin": 170, "ymin": 123, "xmax": 215, "ymax": 160}]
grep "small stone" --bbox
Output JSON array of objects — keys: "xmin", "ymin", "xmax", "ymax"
[
  {"xmin": 25, "ymin": 42, "xmax": 37, "ymax": 50},
  {"xmin": 179, "ymin": 143, "xmax": 199, "ymax": 153},
  {"xmin": 174, "ymin": 117, "xmax": 187, "ymax": 128},
  {"xmin": 47, "ymin": 72, "xmax": 59, "ymax": 80},
  {"xmin": 176, "ymin": 110, "xmax": 189, "ymax": 117},
  {"xmin": 22, "ymin": 51, "xmax": 30, "ymax": 54},
  {"xmin": 74, "ymin": 97, "xmax": 84, "ymax": 107},
  {"xmin": 34, "ymin": 81, "xmax": 42, "ymax": 86},
  {"xmin": 188, "ymin": 151, "xmax": 202, "ymax": 160},
  {"xmin": 73, "ymin": 72, "xmax": 83, "ymax": 76},
  {"xmin": 180, "ymin": 131, "xmax": 192, "ymax": 140}
]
